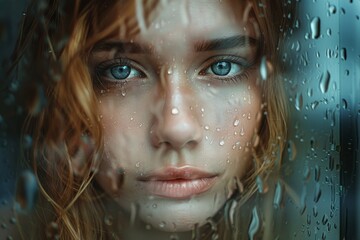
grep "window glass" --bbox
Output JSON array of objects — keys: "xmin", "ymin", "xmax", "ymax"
[{"xmin": 0, "ymin": 1, "xmax": 358, "ymax": 239}]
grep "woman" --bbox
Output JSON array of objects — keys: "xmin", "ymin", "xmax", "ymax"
[{"xmin": 8, "ymin": 0, "xmax": 295, "ymax": 239}]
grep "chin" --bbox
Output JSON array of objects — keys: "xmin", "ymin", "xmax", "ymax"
[
  {"xmin": 145, "ymin": 213, "xmax": 208, "ymax": 232},
  {"xmin": 136, "ymin": 191, "xmax": 227, "ymax": 232}
]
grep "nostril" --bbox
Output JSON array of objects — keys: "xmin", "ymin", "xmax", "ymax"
[{"xmin": 150, "ymin": 112, "xmax": 202, "ymax": 150}]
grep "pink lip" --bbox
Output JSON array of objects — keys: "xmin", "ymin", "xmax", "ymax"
[{"xmin": 137, "ymin": 166, "xmax": 218, "ymax": 199}]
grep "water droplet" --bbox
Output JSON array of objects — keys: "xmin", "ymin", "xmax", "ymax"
[
  {"xmin": 206, "ymin": 218, "xmax": 218, "ymax": 232},
  {"xmin": 307, "ymin": 88, "xmax": 313, "ymax": 97},
  {"xmin": 314, "ymin": 182, "xmax": 321, "ymax": 203},
  {"xmin": 340, "ymin": 48, "xmax": 347, "ymax": 60},
  {"xmin": 104, "ymin": 215, "xmax": 114, "ymax": 226},
  {"xmin": 167, "ymin": 67, "xmax": 173, "ymax": 75},
  {"xmin": 240, "ymin": 127, "xmax": 245, "ymax": 136},
  {"xmin": 273, "ymin": 181, "xmax": 284, "ymax": 209},
  {"xmin": 9, "ymin": 217, "xmax": 16, "ymax": 224},
  {"xmin": 340, "ymin": 98, "xmax": 348, "ymax": 110},
  {"xmin": 204, "ymin": 125, "xmax": 210, "ymax": 130},
  {"xmin": 322, "ymin": 214, "xmax": 328, "ymax": 225},
  {"xmin": 219, "ymin": 140, "xmax": 225, "ymax": 146},
  {"xmin": 311, "ymin": 101, "xmax": 319, "ymax": 110},
  {"xmin": 314, "ymin": 165, "xmax": 321, "ymax": 182},
  {"xmin": 319, "ymin": 70, "xmax": 330, "ymax": 93},
  {"xmin": 294, "ymin": 41, "xmax": 301, "ymax": 51},
  {"xmin": 135, "ymin": 162, "xmax": 140, "ymax": 168},
  {"xmin": 248, "ymin": 207, "xmax": 260, "ymax": 240},
  {"xmin": 287, "ymin": 140, "xmax": 297, "ymax": 161},
  {"xmin": 228, "ymin": 199, "xmax": 238, "ymax": 226},
  {"xmin": 295, "ymin": 93, "xmax": 303, "ymax": 111},
  {"xmin": 45, "ymin": 222, "xmax": 59, "ymax": 239},
  {"xmin": 15, "ymin": 170, "xmax": 38, "ymax": 212},
  {"xmin": 247, "ymin": 113, "xmax": 251, "ymax": 120},
  {"xmin": 328, "ymin": 155, "xmax": 334, "ymax": 171},
  {"xmin": 307, "ymin": 214, "xmax": 311, "ymax": 225},
  {"xmin": 171, "ymin": 107, "xmax": 179, "ymax": 115},
  {"xmin": 233, "ymin": 119, "xmax": 240, "ymax": 127},
  {"xmin": 300, "ymin": 186, "xmax": 307, "ymax": 214},
  {"xmin": 310, "ymin": 17, "xmax": 321, "ymax": 39},
  {"xmin": 327, "ymin": 28, "xmax": 332, "ymax": 36},
  {"xmin": 159, "ymin": 221, "xmax": 166, "ymax": 228},
  {"xmin": 152, "ymin": 203, "xmax": 157, "ymax": 209},
  {"xmin": 313, "ymin": 205, "xmax": 318, "ymax": 217},
  {"xmin": 169, "ymin": 234, "xmax": 179, "ymax": 240},
  {"xmin": 256, "ymin": 176, "xmax": 268, "ymax": 194},
  {"xmin": 328, "ymin": 5, "xmax": 336, "ymax": 14},
  {"xmin": 23, "ymin": 135, "xmax": 32, "ymax": 149},
  {"xmin": 259, "ymin": 56, "xmax": 267, "ymax": 81},
  {"xmin": 1, "ymin": 223, "xmax": 7, "ymax": 229}
]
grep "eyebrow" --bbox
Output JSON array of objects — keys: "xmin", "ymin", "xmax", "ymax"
[
  {"xmin": 92, "ymin": 35, "xmax": 259, "ymax": 54},
  {"xmin": 194, "ymin": 35, "xmax": 258, "ymax": 52}
]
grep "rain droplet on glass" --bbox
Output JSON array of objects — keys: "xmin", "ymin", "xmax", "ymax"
[
  {"xmin": 171, "ymin": 107, "xmax": 179, "ymax": 115},
  {"xmin": 233, "ymin": 119, "xmax": 240, "ymax": 127},
  {"xmin": 167, "ymin": 67, "xmax": 173, "ymax": 75},
  {"xmin": 295, "ymin": 93, "xmax": 303, "ymax": 111},
  {"xmin": 248, "ymin": 207, "xmax": 260, "ymax": 240},
  {"xmin": 287, "ymin": 140, "xmax": 297, "ymax": 161},
  {"xmin": 45, "ymin": 222, "xmax": 59, "ymax": 239},
  {"xmin": 273, "ymin": 181, "xmax": 284, "ymax": 209},
  {"xmin": 259, "ymin": 56, "xmax": 267, "ymax": 81},
  {"xmin": 104, "ymin": 215, "xmax": 114, "ymax": 226},
  {"xmin": 310, "ymin": 17, "xmax": 321, "ymax": 39},
  {"xmin": 15, "ymin": 170, "xmax": 38, "ymax": 212},
  {"xmin": 314, "ymin": 165, "xmax": 320, "ymax": 182},
  {"xmin": 319, "ymin": 70, "xmax": 330, "ymax": 93},
  {"xmin": 328, "ymin": 5, "xmax": 336, "ymax": 14},
  {"xmin": 340, "ymin": 48, "xmax": 347, "ymax": 60},
  {"xmin": 314, "ymin": 182, "xmax": 322, "ymax": 203}
]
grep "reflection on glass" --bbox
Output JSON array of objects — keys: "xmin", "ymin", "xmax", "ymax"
[{"xmin": 0, "ymin": 0, "xmax": 348, "ymax": 239}]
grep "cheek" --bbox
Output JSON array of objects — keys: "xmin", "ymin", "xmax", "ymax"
[
  {"xmin": 200, "ymin": 84, "xmax": 262, "ymax": 147},
  {"xmin": 97, "ymin": 95, "xmax": 151, "ymax": 168},
  {"xmin": 198, "ymin": 84, "xmax": 262, "ymax": 177}
]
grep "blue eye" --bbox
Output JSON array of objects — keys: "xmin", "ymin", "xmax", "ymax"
[
  {"xmin": 205, "ymin": 60, "xmax": 243, "ymax": 77},
  {"xmin": 97, "ymin": 59, "xmax": 144, "ymax": 82},
  {"xmin": 110, "ymin": 65, "xmax": 131, "ymax": 79},
  {"xmin": 211, "ymin": 61, "xmax": 231, "ymax": 76}
]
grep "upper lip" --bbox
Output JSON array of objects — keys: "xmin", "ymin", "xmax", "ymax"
[{"xmin": 137, "ymin": 166, "xmax": 218, "ymax": 181}]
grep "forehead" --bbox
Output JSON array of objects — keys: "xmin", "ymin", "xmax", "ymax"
[
  {"xmin": 103, "ymin": 0, "xmax": 255, "ymax": 44},
  {"xmin": 151, "ymin": 0, "xmax": 251, "ymax": 38}
]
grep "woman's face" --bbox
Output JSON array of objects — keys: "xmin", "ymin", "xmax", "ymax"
[{"xmin": 92, "ymin": 0, "xmax": 262, "ymax": 232}]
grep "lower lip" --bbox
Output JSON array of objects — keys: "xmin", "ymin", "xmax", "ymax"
[{"xmin": 140, "ymin": 177, "xmax": 217, "ymax": 199}]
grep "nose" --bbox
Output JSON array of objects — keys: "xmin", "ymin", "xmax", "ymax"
[{"xmin": 151, "ymin": 84, "xmax": 202, "ymax": 150}]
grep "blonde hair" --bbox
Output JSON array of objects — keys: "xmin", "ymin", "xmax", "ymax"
[{"xmin": 9, "ymin": 0, "xmax": 295, "ymax": 239}]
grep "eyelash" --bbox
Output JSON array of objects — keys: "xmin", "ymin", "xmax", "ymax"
[
  {"xmin": 95, "ymin": 56, "xmax": 251, "ymax": 85},
  {"xmin": 199, "ymin": 55, "xmax": 251, "ymax": 84},
  {"xmin": 95, "ymin": 58, "xmax": 146, "ymax": 88}
]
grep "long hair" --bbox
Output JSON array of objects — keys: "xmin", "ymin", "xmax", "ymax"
[{"xmin": 8, "ymin": 0, "xmax": 295, "ymax": 239}]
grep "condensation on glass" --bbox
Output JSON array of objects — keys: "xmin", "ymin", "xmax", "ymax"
[{"xmin": 0, "ymin": 0, "xmax": 358, "ymax": 240}]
